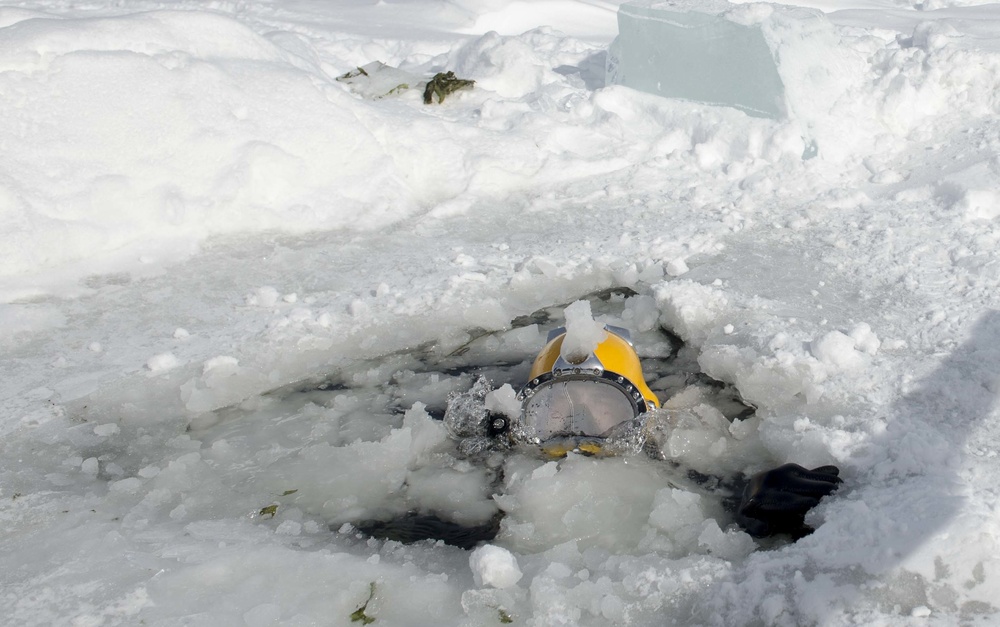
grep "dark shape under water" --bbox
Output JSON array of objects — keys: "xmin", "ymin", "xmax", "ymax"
[{"xmin": 354, "ymin": 511, "xmax": 504, "ymax": 550}]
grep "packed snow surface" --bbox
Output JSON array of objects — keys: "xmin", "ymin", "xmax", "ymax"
[{"xmin": 3, "ymin": 0, "xmax": 1000, "ymax": 625}]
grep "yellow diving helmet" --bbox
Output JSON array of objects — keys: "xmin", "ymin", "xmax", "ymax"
[{"xmin": 516, "ymin": 325, "xmax": 659, "ymax": 455}]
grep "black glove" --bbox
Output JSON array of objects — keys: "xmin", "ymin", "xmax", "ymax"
[{"xmin": 736, "ymin": 463, "xmax": 841, "ymax": 539}]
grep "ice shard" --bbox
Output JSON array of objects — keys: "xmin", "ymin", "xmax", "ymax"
[{"xmin": 607, "ymin": 0, "xmax": 786, "ymax": 119}]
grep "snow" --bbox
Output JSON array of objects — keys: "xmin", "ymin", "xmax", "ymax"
[{"xmin": 2, "ymin": 0, "xmax": 1000, "ymax": 625}]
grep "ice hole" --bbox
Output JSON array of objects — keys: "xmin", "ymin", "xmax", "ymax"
[{"xmin": 175, "ymin": 288, "xmax": 757, "ymax": 553}]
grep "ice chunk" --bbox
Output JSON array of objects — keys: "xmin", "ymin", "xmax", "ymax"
[
  {"xmin": 81, "ymin": 457, "xmax": 99, "ymax": 477},
  {"xmin": 849, "ymin": 323, "xmax": 881, "ymax": 355},
  {"xmin": 485, "ymin": 384, "xmax": 520, "ymax": 419},
  {"xmin": 202, "ymin": 355, "xmax": 239, "ymax": 375},
  {"xmin": 469, "ymin": 544, "xmax": 523, "ymax": 588},
  {"xmin": 110, "ymin": 477, "xmax": 143, "ymax": 494},
  {"xmin": 654, "ymin": 280, "xmax": 730, "ymax": 346},
  {"xmin": 811, "ymin": 330, "xmax": 865, "ymax": 371},
  {"xmin": 621, "ymin": 294, "xmax": 658, "ymax": 332},
  {"xmin": 275, "ymin": 520, "xmax": 302, "ymax": 536},
  {"xmin": 560, "ymin": 300, "xmax": 607, "ymax": 363},
  {"xmin": 93, "ymin": 423, "xmax": 120, "ymax": 437},
  {"xmin": 146, "ymin": 352, "xmax": 181, "ymax": 373},
  {"xmin": 607, "ymin": 0, "xmax": 785, "ymax": 119},
  {"xmin": 696, "ymin": 519, "xmax": 755, "ymax": 560}
]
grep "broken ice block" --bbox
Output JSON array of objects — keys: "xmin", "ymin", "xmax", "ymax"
[{"xmin": 607, "ymin": 0, "xmax": 785, "ymax": 119}]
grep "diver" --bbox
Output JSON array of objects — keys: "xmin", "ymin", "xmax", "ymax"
[{"xmin": 356, "ymin": 324, "xmax": 842, "ymax": 549}]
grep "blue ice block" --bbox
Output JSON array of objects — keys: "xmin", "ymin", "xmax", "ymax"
[{"xmin": 607, "ymin": 0, "xmax": 786, "ymax": 119}]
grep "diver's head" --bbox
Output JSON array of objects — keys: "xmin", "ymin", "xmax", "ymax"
[{"xmin": 515, "ymin": 325, "xmax": 659, "ymax": 457}]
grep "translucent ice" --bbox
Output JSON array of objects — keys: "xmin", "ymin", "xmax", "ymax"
[
  {"xmin": 607, "ymin": 0, "xmax": 785, "ymax": 119},
  {"xmin": 560, "ymin": 300, "xmax": 607, "ymax": 363}
]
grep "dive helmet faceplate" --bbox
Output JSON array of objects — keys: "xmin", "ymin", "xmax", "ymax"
[{"xmin": 516, "ymin": 325, "xmax": 659, "ymax": 443}]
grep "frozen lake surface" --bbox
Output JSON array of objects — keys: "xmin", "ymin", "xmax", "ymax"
[{"xmin": 3, "ymin": 0, "xmax": 1000, "ymax": 625}]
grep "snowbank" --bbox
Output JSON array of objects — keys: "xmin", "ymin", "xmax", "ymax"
[{"xmin": 0, "ymin": 10, "xmax": 419, "ymax": 286}]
